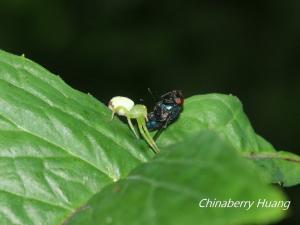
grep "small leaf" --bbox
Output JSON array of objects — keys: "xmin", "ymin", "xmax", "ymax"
[
  {"xmin": 243, "ymin": 150, "xmax": 300, "ymax": 187},
  {"xmin": 66, "ymin": 132, "xmax": 286, "ymax": 225}
]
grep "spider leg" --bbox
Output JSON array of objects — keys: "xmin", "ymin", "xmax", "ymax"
[
  {"xmin": 110, "ymin": 106, "xmax": 127, "ymax": 119},
  {"xmin": 110, "ymin": 106, "xmax": 124, "ymax": 120},
  {"xmin": 110, "ymin": 111, "xmax": 115, "ymax": 121},
  {"xmin": 127, "ymin": 117, "xmax": 139, "ymax": 139},
  {"xmin": 142, "ymin": 123, "xmax": 160, "ymax": 153},
  {"xmin": 137, "ymin": 118, "xmax": 160, "ymax": 154}
]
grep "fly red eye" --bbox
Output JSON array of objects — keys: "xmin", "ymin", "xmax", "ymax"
[{"xmin": 175, "ymin": 97, "xmax": 183, "ymax": 105}]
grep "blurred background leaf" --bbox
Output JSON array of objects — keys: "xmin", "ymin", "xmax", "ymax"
[{"xmin": 66, "ymin": 132, "xmax": 286, "ymax": 225}]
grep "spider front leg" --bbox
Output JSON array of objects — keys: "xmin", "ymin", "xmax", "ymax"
[
  {"xmin": 137, "ymin": 117, "xmax": 160, "ymax": 154},
  {"xmin": 126, "ymin": 117, "xmax": 139, "ymax": 139},
  {"xmin": 128, "ymin": 104, "xmax": 160, "ymax": 154},
  {"xmin": 109, "ymin": 105, "xmax": 127, "ymax": 120}
]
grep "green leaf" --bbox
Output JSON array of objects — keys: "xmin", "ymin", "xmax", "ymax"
[
  {"xmin": 157, "ymin": 94, "xmax": 300, "ymax": 186},
  {"xmin": 66, "ymin": 132, "xmax": 286, "ymax": 225},
  {"xmin": 0, "ymin": 49, "xmax": 153, "ymax": 224},
  {"xmin": 243, "ymin": 150, "xmax": 300, "ymax": 187},
  {"xmin": 0, "ymin": 49, "xmax": 292, "ymax": 225}
]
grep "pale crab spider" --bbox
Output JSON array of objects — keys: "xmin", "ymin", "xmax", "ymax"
[{"xmin": 108, "ymin": 96, "xmax": 160, "ymax": 154}]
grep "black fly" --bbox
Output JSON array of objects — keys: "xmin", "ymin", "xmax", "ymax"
[{"xmin": 146, "ymin": 90, "xmax": 184, "ymax": 140}]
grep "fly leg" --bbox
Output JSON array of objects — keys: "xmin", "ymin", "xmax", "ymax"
[{"xmin": 153, "ymin": 115, "xmax": 171, "ymax": 141}]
